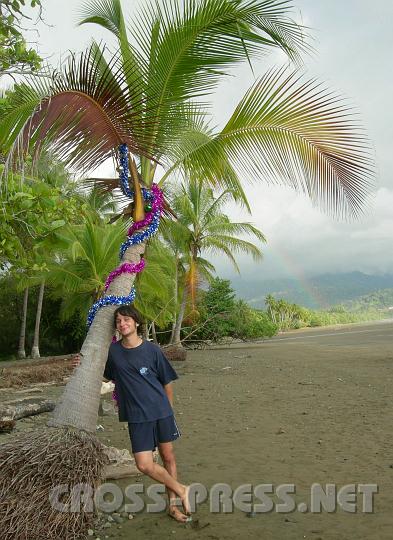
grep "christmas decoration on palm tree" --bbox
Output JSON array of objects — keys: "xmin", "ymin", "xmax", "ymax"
[{"xmin": 87, "ymin": 144, "xmax": 164, "ymax": 328}]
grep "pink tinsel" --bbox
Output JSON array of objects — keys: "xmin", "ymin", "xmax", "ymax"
[
  {"xmin": 104, "ymin": 259, "xmax": 146, "ymax": 291},
  {"xmin": 128, "ymin": 211, "xmax": 154, "ymax": 235}
]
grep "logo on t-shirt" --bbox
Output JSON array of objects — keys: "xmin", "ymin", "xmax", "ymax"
[{"xmin": 139, "ymin": 367, "xmax": 149, "ymax": 376}]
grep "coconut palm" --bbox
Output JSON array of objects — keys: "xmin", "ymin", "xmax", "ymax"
[
  {"xmin": 165, "ymin": 179, "xmax": 266, "ymax": 345},
  {"xmin": 0, "ymin": 1, "xmax": 376, "ymax": 538}
]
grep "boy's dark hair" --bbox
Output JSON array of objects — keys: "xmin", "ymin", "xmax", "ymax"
[{"xmin": 113, "ymin": 305, "xmax": 142, "ymax": 327}]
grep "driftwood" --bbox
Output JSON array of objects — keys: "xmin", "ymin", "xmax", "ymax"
[
  {"xmin": 0, "ymin": 397, "xmax": 56, "ymax": 423},
  {"xmin": 0, "ymin": 397, "xmax": 56, "ymax": 433},
  {"xmin": 104, "ymin": 464, "xmax": 140, "ymax": 480},
  {"xmin": 102, "ymin": 446, "xmax": 158, "ymax": 480}
]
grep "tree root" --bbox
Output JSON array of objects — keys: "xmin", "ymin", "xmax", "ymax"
[{"xmin": 0, "ymin": 427, "xmax": 108, "ymax": 540}]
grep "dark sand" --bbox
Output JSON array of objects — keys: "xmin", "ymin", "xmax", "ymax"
[{"xmin": 2, "ymin": 320, "xmax": 393, "ymax": 539}]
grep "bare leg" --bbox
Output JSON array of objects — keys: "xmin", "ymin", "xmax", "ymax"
[
  {"xmin": 134, "ymin": 450, "xmax": 191, "ymax": 516},
  {"xmin": 159, "ymin": 442, "xmax": 188, "ymax": 522}
]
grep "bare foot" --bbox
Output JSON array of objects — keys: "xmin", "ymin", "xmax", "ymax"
[
  {"xmin": 168, "ymin": 505, "xmax": 189, "ymax": 523},
  {"xmin": 180, "ymin": 485, "xmax": 191, "ymax": 516}
]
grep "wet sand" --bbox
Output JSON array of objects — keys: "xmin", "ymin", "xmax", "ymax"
[
  {"xmin": 3, "ymin": 320, "xmax": 393, "ymax": 539},
  {"xmin": 97, "ymin": 321, "xmax": 393, "ymax": 540}
]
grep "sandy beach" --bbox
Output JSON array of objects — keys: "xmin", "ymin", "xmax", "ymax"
[{"xmin": 2, "ymin": 320, "xmax": 392, "ymax": 540}]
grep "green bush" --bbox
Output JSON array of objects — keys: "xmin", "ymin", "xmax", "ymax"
[
  {"xmin": 231, "ymin": 301, "xmax": 277, "ymax": 339},
  {"xmin": 191, "ymin": 279, "xmax": 278, "ymax": 342}
]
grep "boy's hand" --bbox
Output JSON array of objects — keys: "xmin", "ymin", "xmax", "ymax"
[{"xmin": 71, "ymin": 354, "xmax": 81, "ymax": 369}]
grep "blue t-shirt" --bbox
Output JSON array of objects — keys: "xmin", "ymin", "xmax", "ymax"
[{"xmin": 103, "ymin": 340, "xmax": 178, "ymax": 423}]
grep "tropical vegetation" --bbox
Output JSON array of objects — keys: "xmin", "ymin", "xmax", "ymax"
[
  {"xmin": 162, "ymin": 178, "xmax": 266, "ymax": 345},
  {"xmin": 0, "ymin": 1, "xmax": 377, "ymax": 538},
  {"xmin": 0, "ymin": 0, "xmax": 42, "ymax": 77},
  {"xmin": 264, "ymin": 294, "xmax": 390, "ymax": 331}
]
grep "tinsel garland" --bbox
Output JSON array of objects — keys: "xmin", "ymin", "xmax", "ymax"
[
  {"xmin": 86, "ymin": 144, "xmax": 164, "ymax": 328},
  {"xmin": 86, "ymin": 289, "xmax": 137, "ymax": 327}
]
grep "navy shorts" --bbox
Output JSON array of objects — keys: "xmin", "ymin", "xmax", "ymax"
[{"xmin": 128, "ymin": 415, "xmax": 181, "ymax": 453}]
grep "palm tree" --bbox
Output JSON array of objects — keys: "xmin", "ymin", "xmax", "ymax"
[
  {"xmin": 0, "ymin": 1, "xmax": 376, "ymax": 538},
  {"xmin": 30, "ymin": 281, "xmax": 45, "ymax": 357},
  {"xmin": 166, "ymin": 179, "xmax": 266, "ymax": 346},
  {"xmin": 17, "ymin": 286, "xmax": 29, "ymax": 358}
]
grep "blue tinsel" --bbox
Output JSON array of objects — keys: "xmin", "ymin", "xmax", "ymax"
[{"xmin": 87, "ymin": 287, "xmax": 137, "ymax": 327}]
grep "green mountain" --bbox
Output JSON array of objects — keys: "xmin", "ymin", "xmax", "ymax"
[
  {"xmin": 341, "ymin": 288, "xmax": 393, "ymax": 312},
  {"xmin": 230, "ymin": 272, "xmax": 393, "ymax": 310}
]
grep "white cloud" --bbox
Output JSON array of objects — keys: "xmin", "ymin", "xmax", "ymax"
[{"xmin": 212, "ymin": 185, "xmax": 393, "ymax": 280}]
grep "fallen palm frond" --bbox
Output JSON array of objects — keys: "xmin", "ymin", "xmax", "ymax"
[{"xmin": 0, "ymin": 357, "xmax": 75, "ymax": 389}]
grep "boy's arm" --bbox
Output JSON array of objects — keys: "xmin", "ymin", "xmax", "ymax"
[{"xmin": 164, "ymin": 382, "xmax": 174, "ymax": 407}]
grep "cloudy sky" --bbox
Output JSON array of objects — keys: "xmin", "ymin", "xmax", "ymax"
[{"xmin": 22, "ymin": 0, "xmax": 393, "ymax": 282}]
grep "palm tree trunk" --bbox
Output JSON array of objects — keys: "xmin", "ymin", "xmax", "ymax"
[
  {"xmin": 17, "ymin": 287, "xmax": 29, "ymax": 359},
  {"xmin": 171, "ymin": 286, "xmax": 187, "ymax": 347},
  {"xmin": 31, "ymin": 282, "xmax": 45, "ymax": 359},
  {"xmin": 47, "ymin": 241, "xmax": 146, "ymax": 432},
  {"xmin": 169, "ymin": 254, "xmax": 179, "ymax": 344},
  {"xmin": 141, "ymin": 322, "xmax": 149, "ymax": 340},
  {"xmin": 151, "ymin": 320, "xmax": 158, "ymax": 344},
  {"xmin": 169, "ymin": 320, "xmax": 176, "ymax": 343}
]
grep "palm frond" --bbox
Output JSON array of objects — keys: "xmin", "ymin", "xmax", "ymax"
[
  {"xmin": 77, "ymin": 0, "xmax": 122, "ymax": 36},
  {"xmin": 134, "ymin": 0, "xmax": 309, "ymax": 100},
  {"xmin": 239, "ymin": 0, "xmax": 311, "ymax": 62},
  {"xmin": 202, "ymin": 237, "xmax": 241, "ymax": 272},
  {"xmin": 134, "ymin": 237, "xmax": 177, "ymax": 324},
  {"xmin": 78, "ymin": 1, "xmax": 145, "ymax": 119},
  {"xmin": 169, "ymin": 67, "xmax": 376, "ymax": 218},
  {"xmin": 44, "ymin": 219, "xmax": 125, "ymax": 320},
  {"xmin": 203, "ymin": 234, "xmax": 263, "ymax": 261},
  {"xmin": 122, "ymin": 0, "xmax": 310, "ymax": 154},
  {"xmin": 0, "ymin": 83, "xmax": 41, "ymax": 152},
  {"xmin": 162, "ymin": 122, "xmax": 251, "ymax": 210},
  {"xmin": 194, "ymin": 255, "xmax": 216, "ymax": 281},
  {"xmin": 206, "ymin": 219, "xmax": 267, "ymax": 243},
  {"xmin": 1, "ymin": 44, "xmax": 152, "ymax": 176}
]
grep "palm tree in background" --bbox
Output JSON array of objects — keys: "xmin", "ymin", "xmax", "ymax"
[
  {"xmin": 45, "ymin": 219, "xmax": 176, "ymax": 329},
  {"xmin": 134, "ymin": 237, "xmax": 178, "ymax": 337},
  {"xmin": 166, "ymin": 179, "xmax": 266, "ymax": 346},
  {"xmin": 0, "ymin": 1, "xmax": 376, "ymax": 538},
  {"xmin": 44, "ymin": 218, "xmax": 126, "ymax": 319}
]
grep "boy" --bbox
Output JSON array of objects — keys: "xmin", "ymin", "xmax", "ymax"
[{"xmin": 73, "ymin": 305, "xmax": 191, "ymax": 522}]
